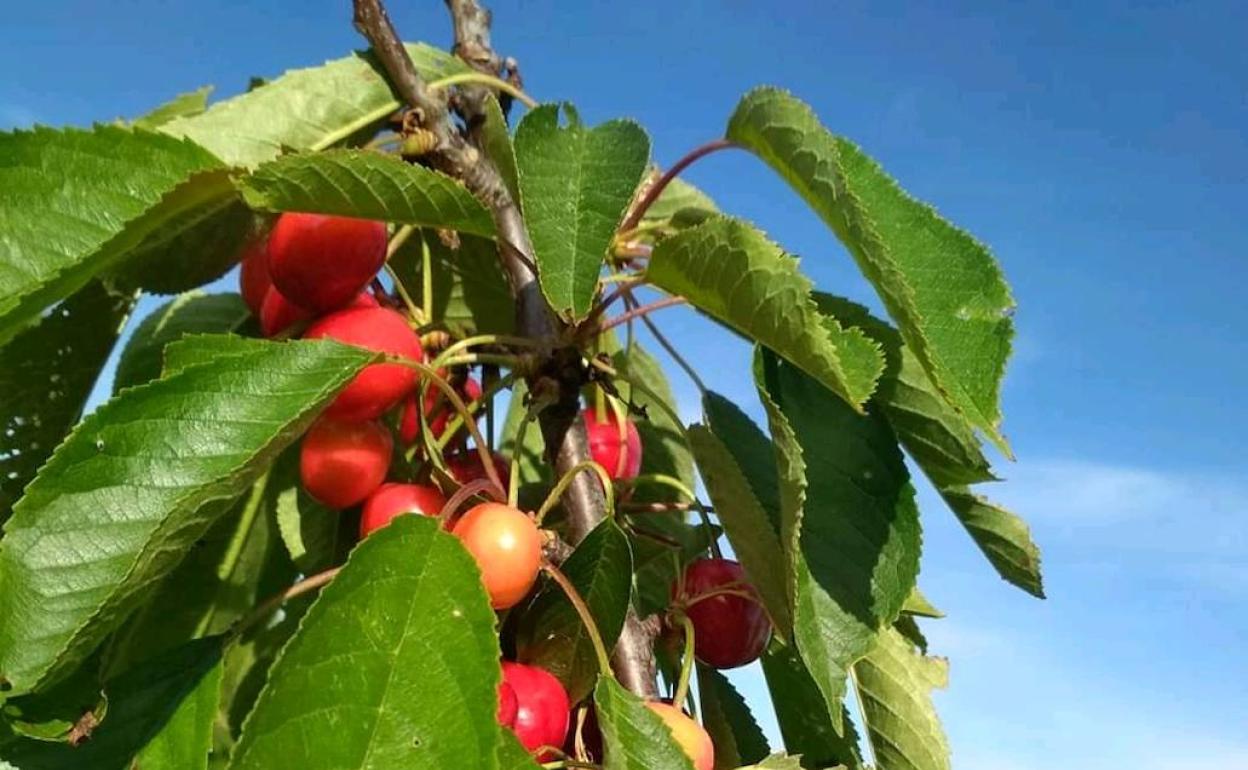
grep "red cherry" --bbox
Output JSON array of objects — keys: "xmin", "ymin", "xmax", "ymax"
[
  {"xmin": 427, "ymin": 376, "xmax": 483, "ymax": 439},
  {"xmin": 238, "ymin": 239, "xmax": 270, "ymax": 315},
  {"xmin": 303, "ymin": 307, "xmax": 423, "ymax": 421},
  {"xmin": 451, "ymin": 502, "xmax": 541, "ymax": 609},
  {"xmin": 497, "ymin": 680, "xmax": 519, "ymax": 727},
  {"xmin": 582, "ymin": 407, "xmax": 642, "ymax": 480},
  {"xmin": 675, "ymin": 558, "xmax": 771, "ymax": 669},
  {"xmin": 446, "ymin": 450, "xmax": 511, "ymax": 493},
  {"xmin": 644, "ymin": 702, "xmax": 713, "ymax": 770},
  {"xmin": 258, "ymin": 285, "xmax": 311, "ymax": 338},
  {"xmin": 266, "ymin": 212, "xmax": 388, "ymax": 313},
  {"xmin": 501, "ymin": 662, "xmax": 570, "ymax": 759},
  {"xmin": 359, "ymin": 483, "xmax": 446, "ymax": 538},
  {"xmin": 299, "ymin": 417, "xmax": 392, "ymax": 509}
]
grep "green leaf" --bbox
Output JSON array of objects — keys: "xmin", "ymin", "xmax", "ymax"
[
  {"xmin": 515, "ymin": 104, "xmax": 650, "ymax": 318},
  {"xmin": 104, "ymin": 465, "xmax": 296, "ymax": 676},
  {"xmin": 516, "ymin": 520, "xmax": 632, "ymax": 702},
  {"xmin": 0, "ymin": 638, "xmax": 224, "ymax": 770},
  {"xmin": 686, "ymin": 424, "xmax": 791, "ymax": 638},
  {"xmin": 612, "ymin": 343, "xmax": 695, "ymax": 501},
  {"xmin": 134, "ymin": 86, "xmax": 214, "ymax": 130},
  {"xmin": 480, "ymin": 95, "xmax": 520, "ymax": 201},
  {"xmin": 1, "ymin": 657, "xmax": 107, "ymax": 742},
  {"xmin": 697, "ymin": 664, "xmax": 770, "ymax": 768},
  {"xmin": 391, "ymin": 231, "xmax": 516, "ymax": 337},
  {"xmin": 851, "ymin": 628, "xmax": 951, "ymax": 770},
  {"xmin": 0, "ymin": 281, "xmax": 135, "ymax": 520},
  {"xmin": 640, "ymin": 176, "xmax": 719, "ymax": 227},
  {"xmin": 901, "ymin": 589, "xmax": 942, "ymax": 619},
  {"xmin": 0, "ymin": 339, "xmax": 377, "ymax": 694},
  {"xmin": 743, "ymin": 755, "xmax": 813, "ymax": 770},
  {"xmin": 496, "ymin": 730, "xmax": 541, "ymax": 770},
  {"xmin": 594, "ymin": 676, "xmax": 696, "ymax": 770},
  {"xmin": 727, "ymin": 87, "xmax": 1015, "ymax": 451},
  {"xmin": 755, "ymin": 349, "xmax": 921, "ymax": 727},
  {"xmin": 228, "ymin": 516, "xmax": 506, "ymax": 770},
  {"xmin": 647, "ymin": 218, "xmax": 883, "ymax": 409},
  {"xmin": 112, "ymin": 292, "xmax": 249, "ymax": 392},
  {"xmin": 273, "ymin": 467, "xmax": 345, "ymax": 575},
  {"xmin": 760, "ymin": 642, "xmax": 862, "ymax": 770},
  {"xmin": 815, "ymin": 294, "xmax": 1043, "ymax": 597},
  {"xmin": 160, "ymin": 44, "xmax": 467, "ymax": 168},
  {"xmin": 239, "ymin": 150, "xmax": 495, "ymax": 238},
  {"xmin": 0, "ymin": 125, "xmax": 224, "ymax": 346}
]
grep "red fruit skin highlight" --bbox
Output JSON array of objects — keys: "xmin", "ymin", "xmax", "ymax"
[
  {"xmin": 303, "ymin": 307, "xmax": 423, "ymax": 421},
  {"xmin": 582, "ymin": 407, "xmax": 642, "ymax": 480},
  {"xmin": 266, "ymin": 212, "xmax": 388, "ymax": 313},
  {"xmin": 677, "ymin": 558, "xmax": 771, "ymax": 669},
  {"xmin": 501, "ymin": 662, "xmax": 570, "ymax": 759},
  {"xmin": 299, "ymin": 418, "xmax": 392, "ymax": 509},
  {"xmin": 359, "ymin": 483, "xmax": 446, "ymax": 538}
]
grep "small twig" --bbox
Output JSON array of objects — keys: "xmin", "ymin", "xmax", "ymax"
[
  {"xmin": 598, "ymin": 296, "xmax": 687, "ymax": 333},
  {"xmin": 627, "ymin": 290, "xmax": 708, "ymax": 395},
  {"xmin": 234, "ymin": 568, "xmax": 341, "ymax": 637},
  {"xmin": 619, "ymin": 138, "xmax": 737, "ymax": 232}
]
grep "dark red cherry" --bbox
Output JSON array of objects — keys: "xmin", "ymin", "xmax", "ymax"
[
  {"xmin": 445, "ymin": 450, "xmax": 511, "ymax": 493},
  {"xmin": 675, "ymin": 558, "xmax": 771, "ymax": 669},
  {"xmin": 266, "ymin": 212, "xmax": 388, "ymax": 313},
  {"xmin": 582, "ymin": 407, "xmax": 642, "ymax": 480},
  {"xmin": 303, "ymin": 307, "xmax": 423, "ymax": 421},
  {"xmin": 501, "ymin": 662, "xmax": 570, "ymax": 759}
]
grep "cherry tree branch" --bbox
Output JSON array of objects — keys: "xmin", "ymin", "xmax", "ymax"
[{"xmin": 353, "ymin": 0, "xmax": 658, "ymax": 698}]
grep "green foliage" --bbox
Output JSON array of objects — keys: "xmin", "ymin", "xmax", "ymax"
[
  {"xmin": 639, "ymin": 176, "xmax": 719, "ymax": 230},
  {"xmin": 0, "ymin": 282, "xmax": 135, "ymax": 520},
  {"xmin": 480, "ymin": 95, "xmax": 521, "ymax": 200},
  {"xmin": 239, "ymin": 150, "xmax": 495, "ymax": 238},
  {"xmin": 0, "ymin": 638, "xmax": 223, "ymax": 769},
  {"xmin": 133, "ymin": 86, "xmax": 214, "ymax": 130},
  {"xmin": 390, "ymin": 231, "xmax": 516, "ymax": 336},
  {"xmin": 112, "ymin": 292, "xmax": 249, "ymax": 392},
  {"xmin": 515, "ymin": 521, "xmax": 632, "ymax": 702},
  {"xmin": 697, "ymin": 664, "xmax": 770, "ymax": 768},
  {"xmin": 228, "ymin": 516, "xmax": 507, "ymax": 770},
  {"xmin": 160, "ymin": 44, "xmax": 466, "ymax": 168},
  {"xmin": 760, "ymin": 643, "xmax": 862, "ymax": 770},
  {"xmin": 0, "ymin": 339, "xmax": 376, "ymax": 694},
  {"xmin": 515, "ymin": 104, "xmax": 650, "ymax": 318},
  {"xmin": 611, "ymin": 342, "xmax": 696, "ymax": 499},
  {"xmin": 593, "ymin": 677, "xmax": 696, "ymax": 770},
  {"xmin": 0, "ymin": 125, "xmax": 223, "ymax": 346},
  {"xmin": 727, "ymin": 87, "xmax": 1015, "ymax": 451},
  {"xmin": 756, "ymin": 349, "xmax": 920, "ymax": 727},
  {"xmin": 647, "ymin": 217, "xmax": 883, "ymax": 409},
  {"xmin": 852, "ymin": 628, "xmax": 951, "ymax": 770}
]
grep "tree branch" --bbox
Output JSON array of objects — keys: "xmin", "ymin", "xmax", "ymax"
[{"xmin": 353, "ymin": 0, "xmax": 658, "ymax": 698}]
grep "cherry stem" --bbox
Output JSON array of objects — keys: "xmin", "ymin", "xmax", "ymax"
[
  {"xmin": 598, "ymin": 295, "xmax": 687, "ymax": 334},
  {"xmin": 419, "ymin": 232, "xmax": 434, "ymax": 322},
  {"xmin": 434, "ymin": 370, "xmax": 519, "ymax": 451},
  {"xmin": 383, "ymin": 225, "xmax": 424, "ymax": 322},
  {"xmin": 586, "ymin": 358, "xmax": 688, "ymax": 438},
  {"xmin": 438, "ymin": 478, "xmax": 503, "ymax": 525},
  {"xmin": 535, "ymin": 460, "xmax": 615, "ymax": 527},
  {"xmin": 626, "ymin": 289, "xmax": 707, "ymax": 395},
  {"xmin": 430, "ymin": 333, "xmax": 543, "ymax": 369},
  {"xmin": 672, "ymin": 612, "xmax": 696, "ymax": 710},
  {"xmin": 540, "ymin": 761, "xmax": 600, "ymax": 770},
  {"xmin": 621, "ymin": 501, "xmax": 715, "ymax": 514},
  {"xmin": 619, "ymin": 138, "xmax": 737, "ymax": 232},
  {"xmin": 233, "ymin": 567, "xmax": 341, "ymax": 638},
  {"xmin": 626, "ymin": 474, "xmax": 719, "ymax": 557},
  {"xmin": 425, "ymin": 71, "xmax": 538, "ymax": 109},
  {"xmin": 542, "ymin": 561, "xmax": 614, "ymax": 679},
  {"xmin": 388, "ymin": 356, "xmax": 505, "ymax": 494},
  {"xmin": 680, "ymin": 584, "xmax": 757, "ymax": 608}
]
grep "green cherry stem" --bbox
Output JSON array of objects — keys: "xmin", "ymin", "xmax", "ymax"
[
  {"xmin": 433, "ymin": 370, "xmax": 519, "ymax": 451},
  {"xmin": 535, "ymin": 460, "xmax": 615, "ymax": 527},
  {"xmin": 542, "ymin": 561, "xmax": 614, "ymax": 679},
  {"xmin": 673, "ymin": 612, "xmax": 696, "ymax": 710},
  {"xmin": 437, "ymin": 478, "xmax": 504, "ymax": 525},
  {"xmin": 424, "ymin": 71, "xmax": 538, "ymax": 109}
]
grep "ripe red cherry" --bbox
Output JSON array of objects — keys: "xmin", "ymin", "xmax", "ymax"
[
  {"xmin": 299, "ymin": 417, "xmax": 392, "ymax": 509},
  {"xmin": 582, "ymin": 407, "xmax": 642, "ymax": 480},
  {"xmin": 399, "ymin": 376, "xmax": 483, "ymax": 444},
  {"xmin": 446, "ymin": 450, "xmax": 511, "ymax": 493},
  {"xmin": 266, "ymin": 212, "xmax": 388, "ymax": 313},
  {"xmin": 238, "ymin": 239, "xmax": 271, "ymax": 314},
  {"xmin": 258, "ymin": 286, "xmax": 311, "ymax": 337},
  {"xmin": 675, "ymin": 558, "xmax": 771, "ymax": 669},
  {"xmin": 497, "ymin": 680, "xmax": 519, "ymax": 727},
  {"xmin": 359, "ymin": 483, "xmax": 446, "ymax": 538},
  {"xmin": 501, "ymin": 662, "xmax": 570, "ymax": 759},
  {"xmin": 304, "ymin": 307, "xmax": 423, "ymax": 421},
  {"xmin": 451, "ymin": 502, "xmax": 540, "ymax": 609},
  {"xmin": 645, "ymin": 702, "xmax": 713, "ymax": 770}
]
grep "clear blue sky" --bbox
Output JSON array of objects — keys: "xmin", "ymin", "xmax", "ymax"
[{"xmin": 4, "ymin": 1, "xmax": 1246, "ymax": 767}]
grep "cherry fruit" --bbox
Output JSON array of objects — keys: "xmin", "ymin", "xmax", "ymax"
[
  {"xmin": 582, "ymin": 407, "xmax": 642, "ymax": 480},
  {"xmin": 451, "ymin": 502, "xmax": 541, "ymax": 609},
  {"xmin": 676, "ymin": 558, "xmax": 771, "ymax": 669},
  {"xmin": 399, "ymin": 376, "xmax": 483, "ymax": 444},
  {"xmin": 238, "ymin": 239, "xmax": 271, "ymax": 315},
  {"xmin": 644, "ymin": 702, "xmax": 713, "ymax": 770},
  {"xmin": 299, "ymin": 417, "xmax": 392, "ymax": 509},
  {"xmin": 497, "ymin": 680, "xmax": 519, "ymax": 728},
  {"xmin": 304, "ymin": 306, "xmax": 423, "ymax": 421},
  {"xmin": 266, "ymin": 212, "xmax": 388, "ymax": 313},
  {"xmin": 501, "ymin": 662, "xmax": 570, "ymax": 759},
  {"xmin": 446, "ymin": 450, "xmax": 511, "ymax": 494},
  {"xmin": 359, "ymin": 483, "xmax": 446, "ymax": 538}
]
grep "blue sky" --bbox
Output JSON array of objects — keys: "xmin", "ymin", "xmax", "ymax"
[{"xmin": 4, "ymin": 1, "xmax": 1246, "ymax": 767}]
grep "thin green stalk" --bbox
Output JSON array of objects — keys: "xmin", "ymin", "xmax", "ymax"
[
  {"xmin": 430, "ymin": 333, "xmax": 543, "ymax": 370},
  {"xmin": 309, "ymin": 102, "xmax": 399, "ymax": 151},
  {"xmin": 673, "ymin": 613, "xmax": 696, "ymax": 710},
  {"xmin": 425, "ymin": 71, "xmax": 538, "ymax": 109},
  {"xmin": 535, "ymin": 460, "xmax": 615, "ymax": 526},
  {"xmin": 434, "ymin": 370, "xmax": 518, "ymax": 451},
  {"xmin": 628, "ymin": 473, "xmax": 719, "ymax": 558}
]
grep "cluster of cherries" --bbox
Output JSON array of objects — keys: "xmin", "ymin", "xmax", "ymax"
[{"xmin": 238, "ymin": 213, "xmax": 770, "ymax": 769}]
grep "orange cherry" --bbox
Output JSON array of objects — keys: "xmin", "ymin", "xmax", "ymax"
[{"xmin": 451, "ymin": 502, "xmax": 541, "ymax": 609}]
